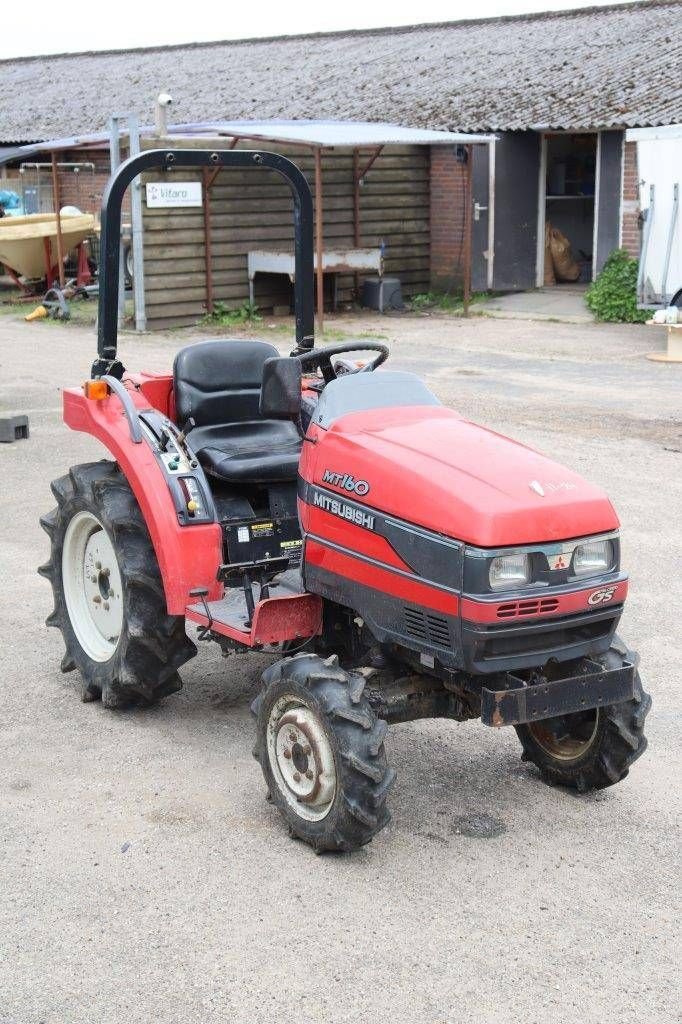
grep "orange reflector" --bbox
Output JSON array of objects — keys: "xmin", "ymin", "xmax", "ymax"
[{"xmin": 83, "ymin": 380, "xmax": 109, "ymax": 400}]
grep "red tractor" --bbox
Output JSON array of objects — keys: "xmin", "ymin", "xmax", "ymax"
[{"xmin": 40, "ymin": 149, "xmax": 650, "ymax": 852}]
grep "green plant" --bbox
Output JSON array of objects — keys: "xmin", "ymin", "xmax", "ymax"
[
  {"xmin": 408, "ymin": 290, "xmax": 487, "ymax": 313},
  {"xmin": 585, "ymin": 250, "xmax": 648, "ymax": 323},
  {"xmin": 409, "ymin": 292, "xmax": 439, "ymax": 311},
  {"xmin": 203, "ymin": 300, "xmax": 263, "ymax": 326}
]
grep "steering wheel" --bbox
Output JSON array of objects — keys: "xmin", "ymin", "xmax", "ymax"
[{"xmin": 293, "ymin": 340, "xmax": 389, "ymax": 384}]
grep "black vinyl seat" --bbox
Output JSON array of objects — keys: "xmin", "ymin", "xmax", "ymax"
[{"xmin": 173, "ymin": 339, "xmax": 302, "ymax": 485}]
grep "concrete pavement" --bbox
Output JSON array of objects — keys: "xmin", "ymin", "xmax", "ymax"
[{"xmin": 0, "ymin": 309, "xmax": 679, "ymax": 1024}]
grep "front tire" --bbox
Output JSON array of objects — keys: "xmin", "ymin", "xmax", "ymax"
[
  {"xmin": 252, "ymin": 653, "xmax": 395, "ymax": 852},
  {"xmin": 515, "ymin": 641, "xmax": 651, "ymax": 792},
  {"xmin": 39, "ymin": 461, "xmax": 196, "ymax": 707}
]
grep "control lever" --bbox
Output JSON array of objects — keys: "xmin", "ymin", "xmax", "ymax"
[
  {"xmin": 176, "ymin": 416, "xmax": 196, "ymax": 446},
  {"xmin": 175, "ymin": 417, "xmax": 199, "ymax": 467}
]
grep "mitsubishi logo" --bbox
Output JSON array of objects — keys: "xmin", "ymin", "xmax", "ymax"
[{"xmin": 529, "ymin": 480, "xmax": 545, "ymax": 496}]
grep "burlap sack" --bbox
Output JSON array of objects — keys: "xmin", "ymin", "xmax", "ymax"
[
  {"xmin": 548, "ymin": 224, "xmax": 581, "ymax": 282},
  {"xmin": 544, "ymin": 222, "xmax": 556, "ymax": 286}
]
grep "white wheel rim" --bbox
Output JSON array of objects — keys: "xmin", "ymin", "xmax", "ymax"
[
  {"xmin": 62, "ymin": 511, "xmax": 123, "ymax": 662},
  {"xmin": 266, "ymin": 695, "xmax": 337, "ymax": 822}
]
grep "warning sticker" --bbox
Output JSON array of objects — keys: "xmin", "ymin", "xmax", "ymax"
[{"xmin": 251, "ymin": 521, "xmax": 274, "ymax": 538}]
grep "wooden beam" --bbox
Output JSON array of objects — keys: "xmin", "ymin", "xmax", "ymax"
[
  {"xmin": 314, "ymin": 147, "xmax": 324, "ymax": 330},
  {"xmin": 356, "ymin": 146, "xmax": 384, "ymax": 183},
  {"xmin": 51, "ymin": 152, "xmax": 65, "ymax": 288},
  {"xmin": 202, "ymin": 168, "xmax": 214, "ymax": 314},
  {"xmin": 353, "ymin": 148, "xmax": 361, "ymax": 299}
]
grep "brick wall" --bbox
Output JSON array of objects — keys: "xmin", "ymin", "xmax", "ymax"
[
  {"xmin": 2, "ymin": 149, "xmax": 126, "ymax": 220},
  {"xmin": 56, "ymin": 149, "xmax": 120, "ymax": 218},
  {"xmin": 430, "ymin": 146, "xmax": 467, "ymax": 290},
  {"xmin": 620, "ymin": 140, "xmax": 640, "ymax": 257}
]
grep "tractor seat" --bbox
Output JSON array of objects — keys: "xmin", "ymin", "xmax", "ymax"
[{"xmin": 173, "ymin": 339, "xmax": 302, "ymax": 485}]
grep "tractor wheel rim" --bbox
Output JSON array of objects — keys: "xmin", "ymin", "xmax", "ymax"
[
  {"xmin": 62, "ymin": 511, "xmax": 123, "ymax": 662},
  {"xmin": 528, "ymin": 709, "xmax": 600, "ymax": 762},
  {"xmin": 267, "ymin": 696, "xmax": 336, "ymax": 821}
]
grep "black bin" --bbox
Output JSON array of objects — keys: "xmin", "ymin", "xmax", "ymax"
[{"xmin": 361, "ymin": 276, "xmax": 403, "ymax": 313}]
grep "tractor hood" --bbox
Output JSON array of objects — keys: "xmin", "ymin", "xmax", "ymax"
[{"xmin": 312, "ymin": 407, "xmax": 619, "ymax": 547}]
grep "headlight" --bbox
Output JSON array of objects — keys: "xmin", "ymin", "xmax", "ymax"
[
  {"xmin": 489, "ymin": 553, "xmax": 530, "ymax": 591},
  {"xmin": 573, "ymin": 539, "xmax": 613, "ymax": 577}
]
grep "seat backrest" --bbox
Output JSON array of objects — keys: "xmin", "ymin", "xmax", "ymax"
[{"xmin": 173, "ymin": 339, "xmax": 280, "ymax": 427}]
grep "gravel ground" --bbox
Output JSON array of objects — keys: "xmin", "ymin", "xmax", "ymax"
[{"xmin": 0, "ymin": 309, "xmax": 680, "ymax": 1024}]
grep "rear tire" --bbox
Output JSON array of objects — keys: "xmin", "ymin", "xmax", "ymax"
[
  {"xmin": 515, "ymin": 641, "xmax": 651, "ymax": 792},
  {"xmin": 252, "ymin": 653, "xmax": 395, "ymax": 852},
  {"xmin": 39, "ymin": 460, "xmax": 196, "ymax": 707}
]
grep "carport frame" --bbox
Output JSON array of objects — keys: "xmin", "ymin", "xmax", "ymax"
[{"xmin": 172, "ymin": 121, "xmax": 495, "ymax": 327}]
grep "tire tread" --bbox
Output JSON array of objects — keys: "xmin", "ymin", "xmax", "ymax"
[
  {"xmin": 39, "ymin": 461, "xmax": 196, "ymax": 708},
  {"xmin": 253, "ymin": 653, "xmax": 393, "ymax": 852}
]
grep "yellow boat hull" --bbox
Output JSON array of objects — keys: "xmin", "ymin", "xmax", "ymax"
[{"xmin": 0, "ymin": 213, "xmax": 95, "ymax": 279}]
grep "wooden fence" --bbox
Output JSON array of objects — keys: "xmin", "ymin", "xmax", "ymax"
[{"xmin": 141, "ymin": 139, "xmax": 430, "ymax": 329}]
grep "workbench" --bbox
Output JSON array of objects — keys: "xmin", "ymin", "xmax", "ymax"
[{"xmin": 247, "ymin": 248, "xmax": 383, "ymax": 310}]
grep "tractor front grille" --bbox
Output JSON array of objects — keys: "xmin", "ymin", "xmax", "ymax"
[
  {"xmin": 496, "ymin": 597, "xmax": 560, "ymax": 619},
  {"xmin": 482, "ymin": 614, "xmax": 612, "ymax": 659},
  {"xmin": 461, "ymin": 602, "xmax": 623, "ymax": 672}
]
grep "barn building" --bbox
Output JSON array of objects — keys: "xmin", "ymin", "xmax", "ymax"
[{"xmin": 0, "ymin": 0, "xmax": 680, "ymax": 328}]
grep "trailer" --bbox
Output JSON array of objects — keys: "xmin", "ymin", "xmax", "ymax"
[{"xmin": 626, "ymin": 125, "xmax": 682, "ymax": 309}]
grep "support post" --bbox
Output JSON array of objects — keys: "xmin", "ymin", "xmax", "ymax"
[
  {"xmin": 463, "ymin": 145, "xmax": 473, "ymax": 317},
  {"xmin": 109, "ymin": 117, "xmax": 126, "ymax": 329},
  {"xmin": 202, "ymin": 167, "xmax": 214, "ymax": 314},
  {"xmin": 50, "ymin": 152, "xmax": 65, "ymax": 288},
  {"xmin": 314, "ymin": 147, "xmax": 324, "ymax": 331},
  {"xmin": 353, "ymin": 147, "xmax": 360, "ymax": 299},
  {"xmin": 127, "ymin": 116, "xmax": 147, "ymax": 332}
]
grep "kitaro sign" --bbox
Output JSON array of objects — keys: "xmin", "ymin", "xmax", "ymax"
[{"xmin": 145, "ymin": 182, "xmax": 202, "ymax": 208}]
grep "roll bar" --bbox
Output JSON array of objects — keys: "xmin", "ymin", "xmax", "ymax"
[{"xmin": 93, "ymin": 148, "xmax": 315, "ymax": 378}]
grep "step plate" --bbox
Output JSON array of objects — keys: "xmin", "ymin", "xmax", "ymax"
[{"xmin": 186, "ymin": 571, "xmax": 322, "ymax": 647}]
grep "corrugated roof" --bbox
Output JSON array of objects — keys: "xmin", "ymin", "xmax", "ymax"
[{"xmin": 0, "ymin": 1, "xmax": 680, "ymax": 142}]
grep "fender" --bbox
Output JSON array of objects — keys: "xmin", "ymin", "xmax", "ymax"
[{"xmin": 63, "ymin": 386, "xmax": 223, "ymax": 615}]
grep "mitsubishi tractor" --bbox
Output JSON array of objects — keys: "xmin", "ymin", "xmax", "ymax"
[{"xmin": 40, "ymin": 149, "xmax": 651, "ymax": 852}]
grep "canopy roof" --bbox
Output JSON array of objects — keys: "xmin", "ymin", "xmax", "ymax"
[
  {"xmin": 169, "ymin": 120, "xmax": 495, "ymax": 147},
  {"xmin": 0, "ymin": 120, "xmax": 493, "ymax": 168}
]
